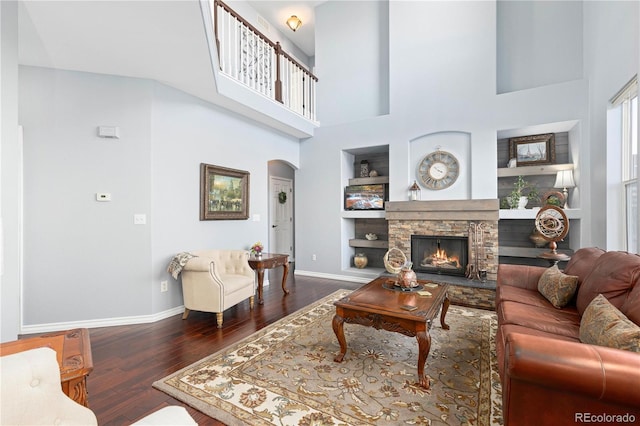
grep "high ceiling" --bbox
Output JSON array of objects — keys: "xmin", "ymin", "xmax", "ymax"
[
  {"xmin": 17, "ymin": 0, "xmax": 321, "ymax": 137},
  {"xmin": 247, "ymin": 1, "xmax": 323, "ymax": 58},
  {"xmin": 17, "ymin": 1, "xmax": 321, "ymax": 104}
]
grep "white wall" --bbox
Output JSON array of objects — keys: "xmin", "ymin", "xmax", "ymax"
[
  {"xmin": 18, "ymin": 66, "xmax": 299, "ymax": 330},
  {"xmin": 315, "ymin": 0, "xmax": 389, "ymax": 126},
  {"xmin": 1, "ymin": 0, "xmax": 21, "ymax": 342},
  {"xmin": 150, "ymin": 83, "xmax": 299, "ymax": 312},
  {"xmin": 583, "ymin": 1, "xmax": 639, "ymax": 250},
  {"xmin": 295, "ymin": 0, "xmax": 636, "ymax": 279},
  {"xmin": 497, "ymin": 0, "xmax": 583, "ymax": 94}
]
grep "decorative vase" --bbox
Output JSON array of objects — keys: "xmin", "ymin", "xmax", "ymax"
[
  {"xmin": 256, "ymin": 252, "xmax": 262, "ymax": 259},
  {"xmin": 529, "ymin": 229, "xmax": 547, "ymax": 248},
  {"xmin": 398, "ymin": 264, "xmax": 418, "ymax": 289},
  {"xmin": 354, "ymin": 253, "xmax": 368, "ymax": 269},
  {"xmin": 517, "ymin": 196, "xmax": 529, "ymax": 209}
]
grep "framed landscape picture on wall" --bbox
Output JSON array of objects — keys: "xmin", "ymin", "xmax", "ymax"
[
  {"xmin": 509, "ymin": 133, "xmax": 556, "ymax": 166},
  {"xmin": 200, "ymin": 163, "xmax": 250, "ymax": 220}
]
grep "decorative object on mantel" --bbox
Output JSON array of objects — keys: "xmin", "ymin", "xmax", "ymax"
[
  {"xmin": 250, "ymin": 241, "xmax": 263, "ymax": 258},
  {"xmin": 360, "ymin": 160, "xmax": 369, "ymax": 178},
  {"xmin": 529, "ymin": 228, "xmax": 548, "ymax": 248},
  {"xmin": 509, "ymin": 133, "xmax": 556, "ymax": 166},
  {"xmin": 535, "ymin": 205, "xmax": 570, "ymax": 263},
  {"xmin": 353, "ymin": 253, "xmax": 368, "ymax": 269},
  {"xmin": 369, "ymin": 169, "xmax": 379, "ymax": 177},
  {"xmin": 278, "ymin": 190, "xmax": 287, "ymax": 204},
  {"xmin": 506, "ymin": 175, "xmax": 539, "ymax": 209},
  {"xmin": 507, "ymin": 158, "xmax": 517, "ymax": 168},
  {"xmin": 417, "ymin": 149, "xmax": 460, "ymax": 190},
  {"xmin": 466, "ymin": 222, "xmax": 487, "ymax": 282},
  {"xmin": 554, "ymin": 169, "xmax": 576, "ymax": 209},
  {"xmin": 365, "ymin": 233, "xmax": 378, "ymax": 240},
  {"xmin": 384, "ymin": 247, "xmax": 406, "ymax": 274},
  {"xmin": 409, "ymin": 180, "xmax": 421, "ymax": 200}
]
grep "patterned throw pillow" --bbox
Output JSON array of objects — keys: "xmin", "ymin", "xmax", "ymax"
[
  {"xmin": 537, "ymin": 264, "xmax": 579, "ymax": 308},
  {"xmin": 580, "ymin": 294, "xmax": 640, "ymax": 352}
]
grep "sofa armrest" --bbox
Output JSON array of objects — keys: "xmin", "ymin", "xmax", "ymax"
[
  {"xmin": 182, "ymin": 257, "xmax": 214, "ymax": 273},
  {"xmin": 497, "ymin": 264, "xmax": 547, "ymax": 291},
  {"xmin": 505, "ymin": 332, "xmax": 640, "ymax": 408}
]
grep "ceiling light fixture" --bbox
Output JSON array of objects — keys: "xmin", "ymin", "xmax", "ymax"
[{"xmin": 286, "ymin": 15, "xmax": 302, "ymax": 32}]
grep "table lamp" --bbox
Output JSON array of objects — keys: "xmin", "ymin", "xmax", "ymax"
[{"xmin": 554, "ymin": 170, "xmax": 575, "ymax": 209}]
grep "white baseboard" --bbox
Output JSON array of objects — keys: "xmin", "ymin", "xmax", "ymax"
[
  {"xmin": 20, "ymin": 306, "xmax": 185, "ymax": 335},
  {"xmin": 294, "ymin": 269, "xmax": 372, "ymax": 284}
]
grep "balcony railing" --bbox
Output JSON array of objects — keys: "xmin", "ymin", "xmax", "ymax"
[{"xmin": 213, "ymin": 0, "xmax": 318, "ymax": 122}]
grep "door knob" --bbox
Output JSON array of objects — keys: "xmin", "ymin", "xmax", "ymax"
[{"xmin": 272, "ymin": 225, "xmax": 278, "ymax": 228}]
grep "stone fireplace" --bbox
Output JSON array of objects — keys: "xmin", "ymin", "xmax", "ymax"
[
  {"xmin": 385, "ymin": 199, "xmax": 500, "ymax": 284},
  {"xmin": 411, "ymin": 235, "xmax": 468, "ymax": 276}
]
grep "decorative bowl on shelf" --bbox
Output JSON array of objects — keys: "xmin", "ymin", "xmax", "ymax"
[{"xmin": 365, "ymin": 233, "xmax": 378, "ymax": 240}]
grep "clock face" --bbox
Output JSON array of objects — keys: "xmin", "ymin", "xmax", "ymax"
[{"xmin": 418, "ymin": 151, "xmax": 460, "ymax": 190}]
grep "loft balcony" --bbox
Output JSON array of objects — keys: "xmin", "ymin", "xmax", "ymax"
[{"xmin": 202, "ymin": 0, "xmax": 319, "ymax": 138}]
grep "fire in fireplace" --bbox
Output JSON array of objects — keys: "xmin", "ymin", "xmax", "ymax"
[{"xmin": 411, "ymin": 235, "xmax": 469, "ymax": 277}]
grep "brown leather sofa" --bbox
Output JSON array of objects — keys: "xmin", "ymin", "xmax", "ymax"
[{"xmin": 496, "ymin": 247, "xmax": 640, "ymax": 426}]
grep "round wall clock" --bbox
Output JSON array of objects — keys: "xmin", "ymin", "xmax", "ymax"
[{"xmin": 417, "ymin": 150, "xmax": 460, "ymax": 190}]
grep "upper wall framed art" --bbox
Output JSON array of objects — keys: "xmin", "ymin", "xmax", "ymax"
[
  {"xmin": 509, "ymin": 133, "xmax": 556, "ymax": 166},
  {"xmin": 200, "ymin": 163, "xmax": 250, "ymax": 220}
]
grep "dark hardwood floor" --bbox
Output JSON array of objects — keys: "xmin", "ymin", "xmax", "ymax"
[{"xmin": 85, "ymin": 270, "xmax": 361, "ymax": 425}]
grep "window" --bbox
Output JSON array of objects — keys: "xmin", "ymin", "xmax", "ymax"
[{"xmin": 611, "ymin": 76, "xmax": 638, "ymax": 252}]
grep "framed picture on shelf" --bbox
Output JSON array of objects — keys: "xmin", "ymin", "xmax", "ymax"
[
  {"xmin": 200, "ymin": 163, "xmax": 250, "ymax": 220},
  {"xmin": 509, "ymin": 133, "xmax": 556, "ymax": 166}
]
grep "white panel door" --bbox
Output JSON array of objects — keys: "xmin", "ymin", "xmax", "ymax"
[{"xmin": 269, "ymin": 177, "xmax": 293, "ymax": 259}]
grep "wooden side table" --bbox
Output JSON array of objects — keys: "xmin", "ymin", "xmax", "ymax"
[
  {"xmin": 248, "ymin": 252, "xmax": 290, "ymax": 304},
  {"xmin": 0, "ymin": 328, "xmax": 93, "ymax": 407}
]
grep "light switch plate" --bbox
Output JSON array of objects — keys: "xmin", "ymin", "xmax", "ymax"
[{"xmin": 134, "ymin": 214, "xmax": 146, "ymax": 225}]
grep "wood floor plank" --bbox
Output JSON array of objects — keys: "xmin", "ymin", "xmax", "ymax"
[{"xmin": 84, "ymin": 272, "xmax": 360, "ymax": 425}]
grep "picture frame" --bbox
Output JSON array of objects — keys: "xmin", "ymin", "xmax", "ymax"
[
  {"xmin": 509, "ymin": 133, "xmax": 556, "ymax": 166},
  {"xmin": 200, "ymin": 163, "xmax": 250, "ymax": 220}
]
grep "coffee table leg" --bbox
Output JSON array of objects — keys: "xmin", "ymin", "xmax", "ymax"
[
  {"xmin": 332, "ymin": 315, "xmax": 347, "ymax": 362},
  {"xmin": 416, "ymin": 330, "xmax": 432, "ymax": 389},
  {"xmin": 281, "ymin": 262, "xmax": 290, "ymax": 295},
  {"xmin": 440, "ymin": 295, "xmax": 450, "ymax": 330}
]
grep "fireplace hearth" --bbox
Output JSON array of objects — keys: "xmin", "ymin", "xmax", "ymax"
[{"xmin": 411, "ymin": 235, "xmax": 468, "ymax": 277}]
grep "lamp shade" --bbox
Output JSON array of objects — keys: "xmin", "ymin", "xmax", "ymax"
[
  {"xmin": 554, "ymin": 170, "xmax": 575, "ymax": 189},
  {"xmin": 286, "ymin": 15, "xmax": 302, "ymax": 32}
]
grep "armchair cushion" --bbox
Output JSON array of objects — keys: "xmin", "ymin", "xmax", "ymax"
[
  {"xmin": 580, "ymin": 294, "xmax": 640, "ymax": 352},
  {"xmin": 1, "ymin": 347, "xmax": 98, "ymax": 425}
]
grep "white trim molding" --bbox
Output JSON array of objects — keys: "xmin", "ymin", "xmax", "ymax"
[{"xmin": 20, "ymin": 306, "xmax": 185, "ymax": 335}]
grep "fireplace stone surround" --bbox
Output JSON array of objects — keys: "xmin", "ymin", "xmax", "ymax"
[{"xmin": 385, "ymin": 199, "xmax": 499, "ymax": 309}]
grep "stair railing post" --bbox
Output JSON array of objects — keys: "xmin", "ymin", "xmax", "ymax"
[
  {"xmin": 213, "ymin": 0, "xmax": 221, "ymax": 67},
  {"xmin": 275, "ymin": 42, "xmax": 283, "ymax": 104}
]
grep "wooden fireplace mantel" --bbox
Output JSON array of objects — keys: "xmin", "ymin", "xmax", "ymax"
[{"xmin": 385, "ymin": 199, "xmax": 499, "ymax": 221}]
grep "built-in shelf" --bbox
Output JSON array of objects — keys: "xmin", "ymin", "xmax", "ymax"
[
  {"xmin": 497, "ymin": 163, "xmax": 573, "ymax": 178},
  {"xmin": 341, "ymin": 210, "xmax": 386, "ymax": 218},
  {"xmin": 348, "ymin": 176, "xmax": 389, "ymax": 185},
  {"xmin": 499, "ymin": 246, "xmax": 574, "ymax": 259},
  {"xmin": 349, "ymin": 239, "xmax": 389, "ymax": 249},
  {"xmin": 499, "ymin": 208, "xmax": 582, "ymax": 220}
]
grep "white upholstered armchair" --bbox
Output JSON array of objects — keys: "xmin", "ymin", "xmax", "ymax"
[
  {"xmin": 181, "ymin": 249, "xmax": 255, "ymax": 328},
  {"xmin": 0, "ymin": 347, "xmax": 196, "ymax": 425}
]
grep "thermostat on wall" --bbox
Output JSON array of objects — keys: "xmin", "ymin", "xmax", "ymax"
[{"xmin": 97, "ymin": 126, "xmax": 120, "ymax": 139}]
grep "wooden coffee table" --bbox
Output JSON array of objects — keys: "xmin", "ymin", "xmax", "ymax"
[{"xmin": 332, "ymin": 277, "xmax": 450, "ymax": 389}]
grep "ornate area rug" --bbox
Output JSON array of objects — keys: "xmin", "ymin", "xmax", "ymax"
[{"xmin": 153, "ymin": 290, "xmax": 502, "ymax": 425}]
